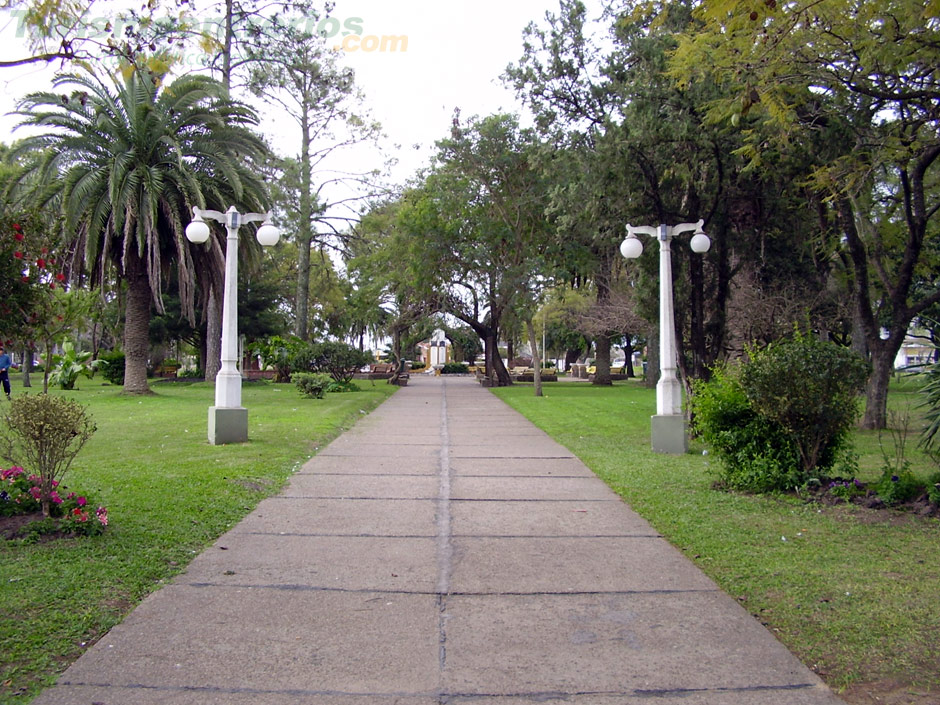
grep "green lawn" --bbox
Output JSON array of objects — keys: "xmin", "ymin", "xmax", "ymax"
[
  {"xmin": 0, "ymin": 377, "xmax": 397, "ymax": 704},
  {"xmin": 492, "ymin": 379, "xmax": 939, "ymax": 698}
]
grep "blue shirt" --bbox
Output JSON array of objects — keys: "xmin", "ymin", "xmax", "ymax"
[{"xmin": 0, "ymin": 353, "xmax": 11, "ymax": 372}]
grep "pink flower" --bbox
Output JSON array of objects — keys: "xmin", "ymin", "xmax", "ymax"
[
  {"xmin": 76, "ymin": 496, "xmax": 87, "ymax": 507},
  {"xmin": 29, "ymin": 486, "xmax": 41, "ymax": 500},
  {"xmin": 50, "ymin": 491, "xmax": 62, "ymax": 504},
  {"xmin": 95, "ymin": 507, "xmax": 108, "ymax": 526}
]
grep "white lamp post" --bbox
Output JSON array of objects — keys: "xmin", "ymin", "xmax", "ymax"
[
  {"xmin": 186, "ymin": 205, "xmax": 280, "ymax": 445},
  {"xmin": 620, "ymin": 219, "xmax": 710, "ymax": 454}
]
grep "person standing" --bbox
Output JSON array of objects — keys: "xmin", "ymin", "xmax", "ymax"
[{"xmin": 0, "ymin": 346, "xmax": 11, "ymax": 399}]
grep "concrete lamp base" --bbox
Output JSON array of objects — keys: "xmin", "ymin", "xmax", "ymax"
[
  {"xmin": 651, "ymin": 414, "xmax": 688, "ymax": 454},
  {"xmin": 208, "ymin": 406, "xmax": 248, "ymax": 445}
]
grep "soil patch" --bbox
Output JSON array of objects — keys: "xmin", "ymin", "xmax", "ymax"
[
  {"xmin": 0, "ymin": 512, "xmax": 74, "ymax": 541},
  {"xmin": 842, "ymin": 678, "xmax": 938, "ymax": 705}
]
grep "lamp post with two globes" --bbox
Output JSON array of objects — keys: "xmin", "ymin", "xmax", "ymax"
[
  {"xmin": 186, "ymin": 206, "xmax": 280, "ymax": 445},
  {"xmin": 620, "ymin": 219, "xmax": 710, "ymax": 453}
]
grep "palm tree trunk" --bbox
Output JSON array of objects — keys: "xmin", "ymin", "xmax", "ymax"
[
  {"xmin": 123, "ymin": 250, "xmax": 153, "ymax": 395},
  {"xmin": 205, "ymin": 287, "xmax": 222, "ymax": 381}
]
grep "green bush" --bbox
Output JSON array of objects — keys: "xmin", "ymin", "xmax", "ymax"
[
  {"xmin": 308, "ymin": 342, "xmax": 372, "ymax": 383},
  {"xmin": 441, "ymin": 362, "xmax": 470, "ymax": 374},
  {"xmin": 291, "ymin": 372, "xmax": 332, "ymax": 399},
  {"xmin": 98, "ymin": 350, "xmax": 125, "ymax": 385},
  {"xmin": 247, "ymin": 336, "xmax": 309, "ymax": 383},
  {"xmin": 928, "ymin": 471, "xmax": 940, "ymax": 505},
  {"xmin": 326, "ymin": 380, "xmax": 360, "ymax": 393},
  {"xmin": 49, "ymin": 341, "xmax": 98, "ymax": 390},
  {"xmin": 874, "ymin": 467, "xmax": 926, "ymax": 506},
  {"xmin": 919, "ymin": 347, "xmax": 940, "ymax": 454},
  {"xmin": 739, "ymin": 333, "xmax": 869, "ymax": 474},
  {"xmin": 691, "ymin": 365, "xmax": 804, "ymax": 492}
]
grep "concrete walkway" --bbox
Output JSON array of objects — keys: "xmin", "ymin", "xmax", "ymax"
[{"xmin": 33, "ymin": 376, "xmax": 844, "ymax": 705}]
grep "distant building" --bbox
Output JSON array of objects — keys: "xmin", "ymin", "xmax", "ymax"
[
  {"xmin": 417, "ymin": 329, "xmax": 451, "ymax": 368},
  {"xmin": 894, "ymin": 329, "xmax": 936, "ymax": 370}
]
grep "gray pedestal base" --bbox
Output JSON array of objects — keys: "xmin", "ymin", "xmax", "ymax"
[
  {"xmin": 651, "ymin": 414, "xmax": 687, "ymax": 454},
  {"xmin": 208, "ymin": 406, "xmax": 248, "ymax": 445}
]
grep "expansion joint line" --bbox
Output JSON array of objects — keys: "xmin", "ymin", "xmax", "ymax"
[{"xmin": 436, "ymin": 377, "xmax": 454, "ymax": 681}]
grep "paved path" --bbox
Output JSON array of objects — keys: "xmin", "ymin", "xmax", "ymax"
[{"xmin": 33, "ymin": 376, "xmax": 844, "ymax": 704}]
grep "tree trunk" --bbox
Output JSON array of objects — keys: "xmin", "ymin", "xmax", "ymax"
[
  {"xmin": 564, "ymin": 347, "xmax": 581, "ymax": 371},
  {"xmin": 483, "ymin": 329, "xmax": 512, "ymax": 386},
  {"xmin": 861, "ymin": 339, "xmax": 901, "ymax": 429},
  {"xmin": 295, "ymin": 103, "xmax": 314, "ymax": 341},
  {"xmin": 20, "ymin": 346, "xmax": 32, "ymax": 388},
  {"xmin": 592, "ymin": 333, "xmax": 612, "ymax": 385},
  {"xmin": 123, "ymin": 251, "xmax": 153, "ymax": 395},
  {"xmin": 689, "ymin": 250, "xmax": 708, "ymax": 380},
  {"xmin": 645, "ymin": 328, "xmax": 659, "ymax": 389},
  {"xmin": 525, "ymin": 316, "xmax": 542, "ymax": 397},
  {"xmin": 205, "ymin": 287, "xmax": 222, "ymax": 381},
  {"xmin": 592, "ymin": 256, "xmax": 613, "ymax": 385}
]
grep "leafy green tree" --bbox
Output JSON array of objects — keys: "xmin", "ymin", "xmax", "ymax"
[
  {"xmin": 509, "ymin": 0, "xmax": 846, "ymax": 390},
  {"xmin": 671, "ymin": 0, "xmax": 940, "ymax": 428},
  {"xmin": 394, "ymin": 113, "xmax": 552, "ymax": 386},
  {"xmin": 11, "ymin": 65, "xmax": 270, "ymax": 394},
  {"xmin": 247, "ymin": 26, "xmax": 383, "ymax": 341}
]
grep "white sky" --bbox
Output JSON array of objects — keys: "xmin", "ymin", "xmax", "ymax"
[{"xmin": 0, "ymin": 1, "xmax": 609, "ymax": 211}]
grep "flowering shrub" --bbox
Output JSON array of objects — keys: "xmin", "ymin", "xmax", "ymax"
[
  {"xmin": 828, "ymin": 478, "xmax": 865, "ymax": 501},
  {"xmin": 0, "ymin": 466, "xmax": 43, "ymax": 515},
  {"xmin": 1, "ymin": 465, "xmax": 108, "ymax": 536},
  {"xmin": 0, "ymin": 394, "xmax": 96, "ymax": 517}
]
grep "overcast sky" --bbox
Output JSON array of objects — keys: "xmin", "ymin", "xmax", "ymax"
[{"xmin": 0, "ymin": 1, "xmax": 609, "ymax": 206}]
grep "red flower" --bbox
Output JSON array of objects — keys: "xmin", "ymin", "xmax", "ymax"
[
  {"xmin": 13, "ymin": 233, "xmax": 23, "ymax": 241},
  {"xmin": 13, "ymin": 223, "xmax": 21, "ymax": 231},
  {"xmin": 55, "ymin": 272, "xmax": 66, "ymax": 282},
  {"xmin": 49, "ymin": 282, "xmax": 56, "ymax": 289},
  {"xmin": 40, "ymin": 247, "xmax": 48, "ymax": 254},
  {"xmin": 36, "ymin": 258, "xmax": 46, "ymax": 269},
  {"xmin": 13, "ymin": 251, "xmax": 23, "ymax": 259},
  {"xmin": 21, "ymin": 275, "xmax": 29, "ymax": 282}
]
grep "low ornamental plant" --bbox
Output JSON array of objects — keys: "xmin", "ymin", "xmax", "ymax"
[
  {"xmin": 1, "ymin": 466, "xmax": 108, "ymax": 536},
  {"xmin": 292, "ymin": 372, "xmax": 332, "ymax": 399},
  {"xmin": 0, "ymin": 394, "xmax": 96, "ymax": 516},
  {"xmin": 827, "ymin": 478, "xmax": 865, "ymax": 501}
]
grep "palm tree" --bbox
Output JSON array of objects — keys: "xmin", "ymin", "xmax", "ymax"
[{"xmin": 11, "ymin": 64, "xmax": 270, "ymax": 393}]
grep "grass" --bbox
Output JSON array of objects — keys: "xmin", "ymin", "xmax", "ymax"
[
  {"xmin": 0, "ymin": 377, "xmax": 397, "ymax": 704},
  {"xmin": 491, "ymin": 378, "xmax": 939, "ymax": 697}
]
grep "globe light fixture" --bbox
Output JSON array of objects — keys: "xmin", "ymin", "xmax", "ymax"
[
  {"xmin": 620, "ymin": 219, "xmax": 709, "ymax": 453},
  {"xmin": 186, "ymin": 206, "xmax": 280, "ymax": 444}
]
